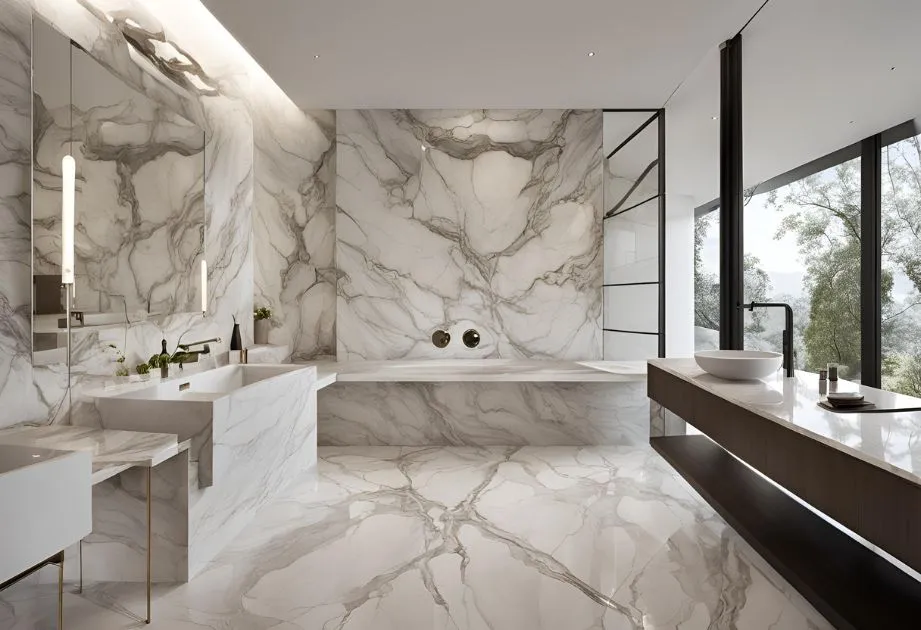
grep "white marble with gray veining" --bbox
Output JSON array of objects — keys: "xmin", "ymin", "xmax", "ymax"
[
  {"xmin": 0, "ymin": 445, "xmax": 833, "ymax": 629},
  {"xmin": 0, "ymin": 0, "xmax": 333, "ymax": 432},
  {"xmin": 31, "ymin": 18, "xmax": 206, "ymax": 317},
  {"xmin": 336, "ymin": 109, "xmax": 603, "ymax": 361},
  {"xmin": 0, "ymin": 424, "xmax": 179, "ymax": 469},
  {"xmin": 319, "ymin": 380, "xmax": 650, "ymax": 447},
  {"xmin": 327, "ymin": 358, "xmax": 647, "ymax": 383}
]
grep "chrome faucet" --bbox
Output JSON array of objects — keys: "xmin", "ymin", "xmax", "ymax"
[{"xmin": 739, "ymin": 303, "xmax": 794, "ymax": 378}]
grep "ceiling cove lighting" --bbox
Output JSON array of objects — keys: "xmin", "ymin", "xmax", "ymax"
[
  {"xmin": 61, "ymin": 155, "xmax": 76, "ymax": 285},
  {"xmin": 201, "ymin": 259, "xmax": 208, "ymax": 315}
]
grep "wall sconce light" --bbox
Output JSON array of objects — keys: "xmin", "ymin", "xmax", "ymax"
[
  {"xmin": 61, "ymin": 155, "xmax": 75, "ymax": 285},
  {"xmin": 201, "ymin": 258, "xmax": 208, "ymax": 315}
]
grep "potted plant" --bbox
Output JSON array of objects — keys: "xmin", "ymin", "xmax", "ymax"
[{"xmin": 254, "ymin": 306, "xmax": 272, "ymax": 345}]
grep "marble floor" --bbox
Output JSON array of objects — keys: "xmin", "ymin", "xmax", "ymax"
[{"xmin": 1, "ymin": 446, "xmax": 832, "ymax": 630}]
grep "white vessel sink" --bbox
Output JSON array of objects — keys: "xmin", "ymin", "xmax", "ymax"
[
  {"xmin": 0, "ymin": 445, "xmax": 92, "ymax": 583},
  {"xmin": 694, "ymin": 350, "xmax": 783, "ymax": 381},
  {"xmin": 95, "ymin": 364, "xmax": 317, "ymax": 487}
]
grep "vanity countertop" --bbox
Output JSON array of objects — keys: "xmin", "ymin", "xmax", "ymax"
[
  {"xmin": 0, "ymin": 426, "xmax": 186, "ymax": 484},
  {"xmin": 0, "ymin": 444, "xmax": 76, "ymax": 476},
  {"xmin": 649, "ymin": 358, "xmax": 921, "ymax": 486}
]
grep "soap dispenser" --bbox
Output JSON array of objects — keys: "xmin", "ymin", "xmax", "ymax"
[{"xmin": 230, "ymin": 315, "xmax": 242, "ymax": 352}]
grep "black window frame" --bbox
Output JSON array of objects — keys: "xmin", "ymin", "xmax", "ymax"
[{"xmin": 700, "ymin": 105, "xmax": 919, "ymax": 386}]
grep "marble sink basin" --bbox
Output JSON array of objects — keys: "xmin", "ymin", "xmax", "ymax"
[
  {"xmin": 0, "ymin": 445, "xmax": 92, "ymax": 583},
  {"xmin": 95, "ymin": 364, "xmax": 317, "ymax": 487}
]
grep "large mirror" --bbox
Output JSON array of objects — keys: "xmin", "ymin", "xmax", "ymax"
[{"xmin": 31, "ymin": 17, "xmax": 206, "ymax": 365}]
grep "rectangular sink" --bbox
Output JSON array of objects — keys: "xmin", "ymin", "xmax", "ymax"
[
  {"xmin": 0, "ymin": 445, "xmax": 92, "ymax": 583},
  {"xmin": 95, "ymin": 364, "xmax": 317, "ymax": 487}
]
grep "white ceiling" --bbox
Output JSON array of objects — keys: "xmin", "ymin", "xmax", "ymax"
[
  {"xmin": 667, "ymin": 0, "xmax": 921, "ymax": 205},
  {"xmin": 199, "ymin": 0, "xmax": 765, "ymax": 109},
  {"xmin": 198, "ymin": 0, "xmax": 921, "ymax": 208}
]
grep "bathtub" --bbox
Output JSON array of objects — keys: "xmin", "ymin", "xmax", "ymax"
[{"xmin": 315, "ymin": 359, "xmax": 648, "ymax": 446}]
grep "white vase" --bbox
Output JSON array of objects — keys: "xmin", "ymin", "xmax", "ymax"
[{"xmin": 254, "ymin": 319, "xmax": 271, "ymax": 345}]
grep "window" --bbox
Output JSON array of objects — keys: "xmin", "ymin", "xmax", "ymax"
[
  {"xmin": 694, "ymin": 210, "xmax": 720, "ymax": 350},
  {"xmin": 744, "ymin": 158, "xmax": 862, "ymax": 380},
  {"xmin": 882, "ymin": 134, "xmax": 921, "ymax": 395}
]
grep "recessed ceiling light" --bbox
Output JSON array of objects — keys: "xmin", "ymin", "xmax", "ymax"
[
  {"xmin": 711, "ymin": 116, "xmax": 719, "ymax": 120},
  {"xmin": 314, "ymin": 54, "xmax": 320, "ymax": 60},
  {"xmin": 587, "ymin": 51, "xmax": 595, "ymax": 57},
  {"xmin": 849, "ymin": 120, "xmax": 855, "ymax": 124},
  {"xmin": 891, "ymin": 66, "xmax": 896, "ymax": 71}
]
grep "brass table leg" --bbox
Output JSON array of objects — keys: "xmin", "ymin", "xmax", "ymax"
[
  {"xmin": 58, "ymin": 552, "xmax": 64, "ymax": 630},
  {"xmin": 146, "ymin": 467, "xmax": 152, "ymax": 624}
]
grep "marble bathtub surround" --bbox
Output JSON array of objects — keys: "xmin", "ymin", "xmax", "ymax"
[
  {"xmin": 319, "ymin": 381, "xmax": 649, "ymax": 447},
  {"xmin": 0, "ymin": 445, "xmax": 832, "ymax": 629},
  {"xmin": 649, "ymin": 358, "xmax": 921, "ymax": 484},
  {"xmin": 337, "ymin": 109, "xmax": 604, "ymax": 361},
  {"xmin": 315, "ymin": 359, "xmax": 649, "ymax": 447}
]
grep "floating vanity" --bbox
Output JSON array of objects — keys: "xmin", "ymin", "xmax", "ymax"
[
  {"xmin": 315, "ymin": 359, "xmax": 649, "ymax": 446},
  {"xmin": 647, "ymin": 359, "xmax": 921, "ymax": 628}
]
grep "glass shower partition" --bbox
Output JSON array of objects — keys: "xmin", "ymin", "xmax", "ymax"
[{"xmin": 602, "ymin": 110, "xmax": 665, "ymax": 360}]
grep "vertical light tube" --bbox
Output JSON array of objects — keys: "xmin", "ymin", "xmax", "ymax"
[
  {"xmin": 61, "ymin": 155, "xmax": 76, "ymax": 285},
  {"xmin": 201, "ymin": 259, "xmax": 207, "ymax": 314}
]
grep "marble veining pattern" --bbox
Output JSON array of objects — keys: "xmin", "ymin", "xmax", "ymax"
[
  {"xmin": 0, "ymin": 446, "xmax": 831, "ymax": 629},
  {"xmin": 319, "ymin": 381, "xmax": 650, "ymax": 447},
  {"xmin": 0, "ymin": 424, "xmax": 179, "ymax": 467},
  {"xmin": 0, "ymin": 0, "xmax": 334, "ymax": 430},
  {"xmin": 337, "ymin": 109, "xmax": 603, "ymax": 361},
  {"xmin": 31, "ymin": 22, "xmax": 206, "ymax": 316}
]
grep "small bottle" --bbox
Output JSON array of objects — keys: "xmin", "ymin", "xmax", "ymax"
[
  {"xmin": 827, "ymin": 363, "xmax": 838, "ymax": 381},
  {"xmin": 159, "ymin": 339, "xmax": 170, "ymax": 379}
]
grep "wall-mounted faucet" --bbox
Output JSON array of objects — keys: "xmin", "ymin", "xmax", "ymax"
[
  {"xmin": 739, "ymin": 302, "xmax": 794, "ymax": 378},
  {"xmin": 176, "ymin": 337, "xmax": 222, "ymax": 363}
]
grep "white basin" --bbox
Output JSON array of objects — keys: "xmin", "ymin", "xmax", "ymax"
[
  {"xmin": 95, "ymin": 364, "xmax": 317, "ymax": 487},
  {"xmin": 0, "ymin": 445, "xmax": 92, "ymax": 583},
  {"xmin": 694, "ymin": 350, "xmax": 783, "ymax": 381}
]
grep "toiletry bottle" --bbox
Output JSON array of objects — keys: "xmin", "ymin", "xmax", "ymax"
[{"xmin": 159, "ymin": 339, "xmax": 170, "ymax": 379}]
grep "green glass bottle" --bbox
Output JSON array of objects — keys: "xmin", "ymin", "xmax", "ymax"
[{"xmin": 159, "ymin": 339, "xmax": 170, "ymax": 379}]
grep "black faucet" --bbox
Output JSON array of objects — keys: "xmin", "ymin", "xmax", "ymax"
[{"xmin": 739, "ymin": 302, "xmax": 795, "ymax": 378}]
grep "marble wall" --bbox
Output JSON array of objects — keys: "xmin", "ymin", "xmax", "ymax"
[
  {"xmin": 0, "ymin": 0, "xmax": 333, "ymax": 429},
  {"xmin": 32, "ymin": 21, "xmax": 206, "ymax": 316},
  {"xmin": 336, "ymin": 109, "xmax": 604, "ymax": 361}
]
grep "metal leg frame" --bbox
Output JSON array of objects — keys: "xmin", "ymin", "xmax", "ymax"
[{"xmin": 76, "ymin": 467, "xmax": 153, "ymax": 624}]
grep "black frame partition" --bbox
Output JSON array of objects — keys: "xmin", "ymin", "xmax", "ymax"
[{"xmin": 602, "ymin": 108, "xmax": 667, "ymax": 358}]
